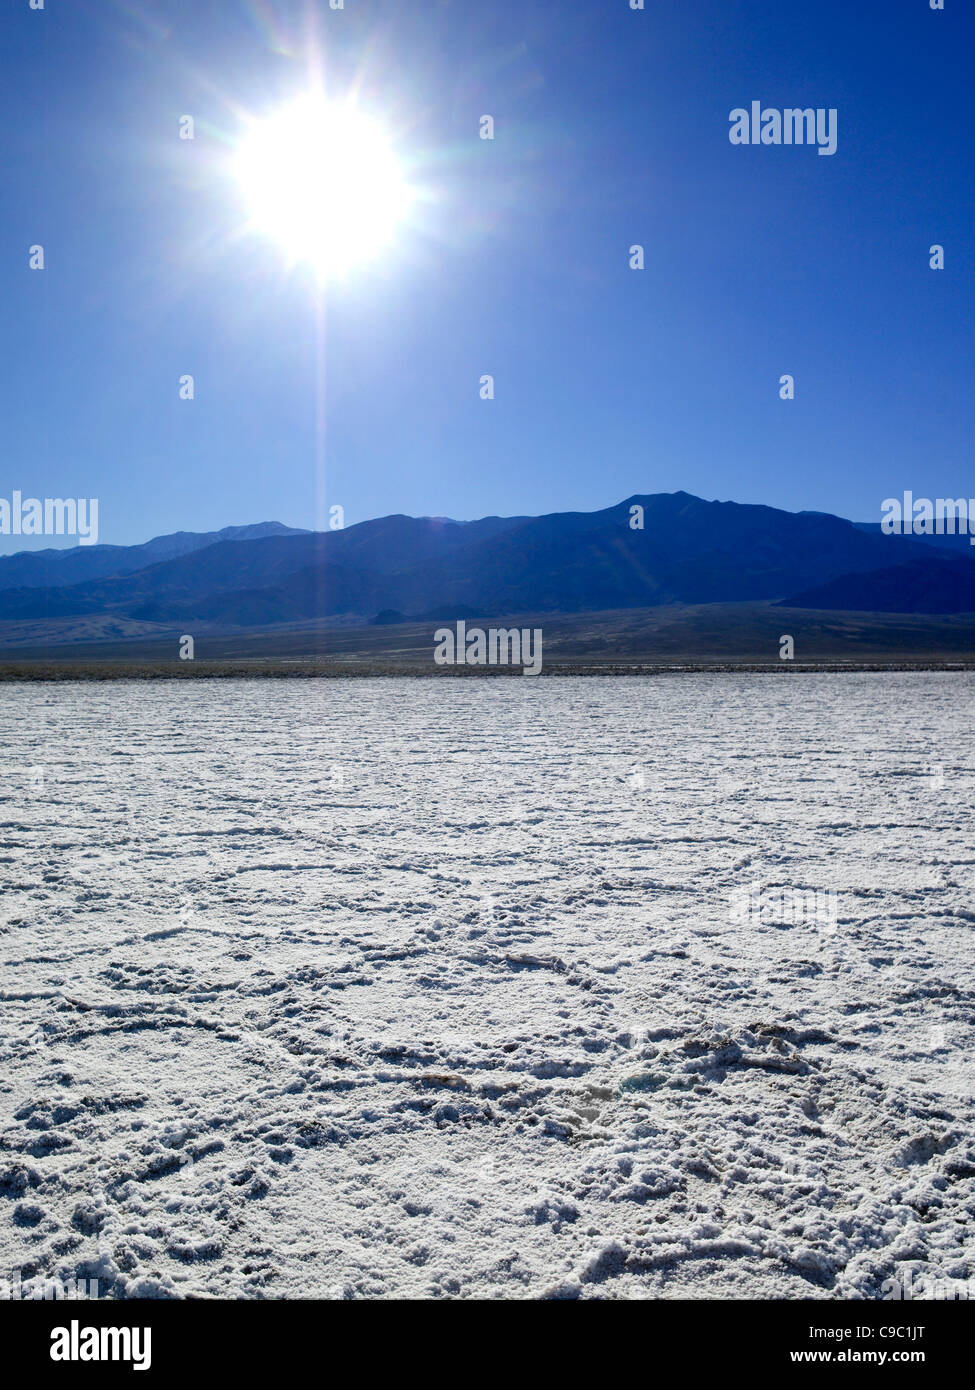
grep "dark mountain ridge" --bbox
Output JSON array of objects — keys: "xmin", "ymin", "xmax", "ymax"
[
  {"xmin": 0, "ymin": 521, "xmax": 309, "ymax": 591},
  {"xmin": 1, "ymin": 492, "xmax": 972, "ymax": 630}
]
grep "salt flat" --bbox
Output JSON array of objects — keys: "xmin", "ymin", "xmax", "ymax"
[{"xmin": 1, "ymin": 674, "xmax": 973, "ymax": 1300}]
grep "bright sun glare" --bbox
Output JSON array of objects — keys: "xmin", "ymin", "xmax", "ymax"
[{"xmin": 234, "ymin": 95, "xmax": 415, "ymax": 276}]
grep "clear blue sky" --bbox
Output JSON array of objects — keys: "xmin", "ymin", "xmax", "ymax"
[{"xmin": 2, "ymin": 0, "xmax": 972, "ymax": 551}]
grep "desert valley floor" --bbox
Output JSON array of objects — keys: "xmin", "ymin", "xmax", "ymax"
[{"xmin": 1, "ymin": 674, "xmax": 973, "ymax": 1299}]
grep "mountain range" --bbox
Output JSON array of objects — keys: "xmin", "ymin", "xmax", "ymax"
[
  {"xmin": 0, "ymin": 521, "xmax": 308, "ymax": 591},
  {"xmin": 1, "ymin": 494, "xmax": 974, "ymax": 646}
]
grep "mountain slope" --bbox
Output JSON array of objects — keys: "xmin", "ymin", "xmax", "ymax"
[
  {"xmin": 0, "ymin": 492, "xmax": 964, "ymax": 629},
  {"xmin": 853, "ymin": 521, "xmax": 975, "ymax": 556},
  {"xmin": 415, "ymin": 493, "xmax": 923, "ymax": 613},
  {"xmin": 0, "ymin": 522, "xmax": 309, "ymax": 591},
  {"xmin": 782, "ymin": 554, "xmax": 975, "ymax": 614},
  {"xmin": 0, "ymin": 515, "xmax": 527, "ymax": 620}
]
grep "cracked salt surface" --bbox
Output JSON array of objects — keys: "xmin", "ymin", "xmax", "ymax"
[{"xmin": 1, "ymin": 673, "xmax": 973, "ymax": 1300}]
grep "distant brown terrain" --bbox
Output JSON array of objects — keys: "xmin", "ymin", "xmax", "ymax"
[{"xmin": 1, "ymin": 602, "xmax": 973, "ymax": 678}]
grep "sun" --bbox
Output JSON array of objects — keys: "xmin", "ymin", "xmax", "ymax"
[{"xmin": 234, "ymin": 95, "xmax": 415, "ymax": 277}]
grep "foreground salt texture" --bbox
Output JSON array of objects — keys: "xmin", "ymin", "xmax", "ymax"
[{"xmin": 1, "ymin": 674, "xmax": 973, "ymax": 1300}]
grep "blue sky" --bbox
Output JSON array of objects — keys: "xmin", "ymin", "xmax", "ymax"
[{"xmin": 2, "ymin": 0, "xmax": 972, "ymax": 551}]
